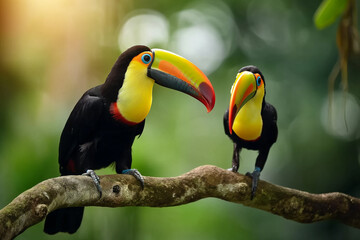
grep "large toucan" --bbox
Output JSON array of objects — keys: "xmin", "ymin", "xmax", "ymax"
[
  {"xmin": 44, "ymin": 45, "xmax": 215, "ymax": 234},
  {"xmin": 223, "ymin": 65, "xmax": 277, "ymax": 199}
]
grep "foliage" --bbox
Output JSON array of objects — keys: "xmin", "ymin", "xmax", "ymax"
[{"xmin": 314, "ymin": 0, "xmax": 348, "ymax": 29}]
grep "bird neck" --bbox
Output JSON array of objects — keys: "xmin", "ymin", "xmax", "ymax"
[
  {"xmin": 111, "ymin": 61, "xmax": 155, "ymax": 124},
  {"xmin": 233, "ymin": 87, "xmax": 264, "ymax": 140}
]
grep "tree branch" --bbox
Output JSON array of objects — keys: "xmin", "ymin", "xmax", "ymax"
[{"xmin": 1, "ymin": 165, "xmax": 359, "ymax": 239}]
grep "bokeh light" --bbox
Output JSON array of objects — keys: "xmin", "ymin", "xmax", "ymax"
[
  {"xmin": 169, "ymin": 1, "xmax": 236, "ymax": 74},
  {"xmin": 118, "ymin": 10, "xmax": 170, "ymax": 51},
  {"xmin": 118, "ymin": 1, "xmax": 236, "ymax": 75}
]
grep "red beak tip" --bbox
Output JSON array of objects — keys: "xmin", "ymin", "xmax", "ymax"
[
  {"xmin": 199, "ymin": 82, "xmax": 215, "ymax": 112},
  {"xmin": 206, "ymin": 100, "xmax": 215, "ymax": 112}
]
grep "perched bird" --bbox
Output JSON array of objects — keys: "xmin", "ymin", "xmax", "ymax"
[
  {"xmin": 223, "ymin": 65, "xmax": 277, "ymax": 199},
  {"xmin": 44, "ymin": 45, "xmax": 215, "ymax": 234}
]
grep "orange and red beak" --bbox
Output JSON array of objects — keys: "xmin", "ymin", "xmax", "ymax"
[{"xmin": 147, "ymin": 49, "xmax": 215, "ymax": 112}]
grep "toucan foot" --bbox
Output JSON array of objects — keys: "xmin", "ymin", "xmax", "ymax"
[
  {"xmin": 82, "ymin": 169, "xmax": 102, "ymax": 198},
  {"xmin": 227, "ymin": 167, "xmax": 238, "ymax": 173},
  {"xmin": 245, "ymin": 167, "xmax": 261, "ymax": 200},
  {"xmin": 122, "ymin": 169, "xmax": 144, "ymax": 189}
]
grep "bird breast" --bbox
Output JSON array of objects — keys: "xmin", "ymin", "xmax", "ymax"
[
  {"xmin": 232, "ymin": 99, "xmax": 263, "ymax": 141},
  {"xmin": 116, "ymin": 61, "xmax": 155, "ymax": 123}
]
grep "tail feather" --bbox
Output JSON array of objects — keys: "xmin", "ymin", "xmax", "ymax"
[{"xmin": 44, "ymin": 207, "xmax": 84, "ymax": 234}]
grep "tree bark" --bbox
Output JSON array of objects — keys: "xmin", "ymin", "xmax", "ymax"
[{"xmin": 0, "ymin": 165, "xmax": 359, "ymax": 239}]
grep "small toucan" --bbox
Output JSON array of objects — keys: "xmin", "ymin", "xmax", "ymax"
[
  {"xmin": 223, "ymin": 65, "xmax": 277, "ymax": 199},
  {"xmin": 44, "ymin": 45, "xmax": 215, "ymax": 234}
]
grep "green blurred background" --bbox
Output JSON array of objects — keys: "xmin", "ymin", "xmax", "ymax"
[{"xmin": 1, "ymin": 0, "xmax": 360, "ymax": 239}]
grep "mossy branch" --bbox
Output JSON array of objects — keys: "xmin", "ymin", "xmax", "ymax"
[{"xmin": 0, "ymin": 165, "xmax": 359, "ymax": 239}]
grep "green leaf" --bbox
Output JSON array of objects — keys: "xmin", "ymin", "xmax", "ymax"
[{"xmin": 314, "ymin": 0, "xmax": 349, "ymax": 29}]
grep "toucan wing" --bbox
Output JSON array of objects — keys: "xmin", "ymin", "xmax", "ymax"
[
  {"xmin": 261, "ymin": 102, "xmax": 278, "ymax": 145},
  {"xmin": 223, "ymin": 109, "xmax": 231, "ymax": 137},
  {"xmin": 59, "ymin": 86, "xmax": 104, "ymax": 174}
]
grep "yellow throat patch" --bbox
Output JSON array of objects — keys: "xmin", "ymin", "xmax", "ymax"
[
  {"xmin": 232, "ymin": 86, "xmax": 264, "ymax": 141},
  {"xmin": 115, "ymin": 60, "xmax": 155, "ymax": 123}
]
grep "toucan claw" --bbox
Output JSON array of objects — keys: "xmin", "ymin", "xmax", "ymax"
[
  {"xmin": 82, "ymin": 169, "xmax": 102, "ymax": 198},
  {"xmin": 246, "ymin": 169, "xmax": 261, "ymax": 200},
  {"xmin": 226, "ymin": 167, "xmax": 238, "ymax": 173},
  {"xmin": 122, "ymin": 169, "xmax": 145, "ymax": 189},
  {"xmin": 231, "ymin": 163, "xmax": 239, "ymax": 173}
]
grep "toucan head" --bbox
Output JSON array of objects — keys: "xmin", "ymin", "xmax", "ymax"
[
  {"xmin": 228, "ymin": 65, "xmax": 265, "ymax": 134},
  {"xmin": 104, "ymin": 45, "xmax": 215, "ymax": 124}
]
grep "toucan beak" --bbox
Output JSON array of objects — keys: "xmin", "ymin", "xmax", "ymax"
[
  {"xmin": 147, "ymin": 49, "xmax": 215, "ymax": 112},
  {"xmin": 228, "ymin": 71, "xmax": 257, "ymax": 134}
]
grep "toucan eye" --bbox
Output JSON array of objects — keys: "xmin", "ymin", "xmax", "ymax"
[
  {"xmin": 141, "ymin": 53, "xmax": 152, "ymax": 64},
  {"xmin": 256, "ymin": 76, "xmax": 261, "ymax": 86}
]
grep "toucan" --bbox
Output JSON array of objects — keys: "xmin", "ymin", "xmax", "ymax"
[
  {"xmin": 223, "ymin": 65, "xmax": 277, "ymax": 199},
  {"xmin": 44, "ymin": 45, "xmax": 215, "ymax": 234}
]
